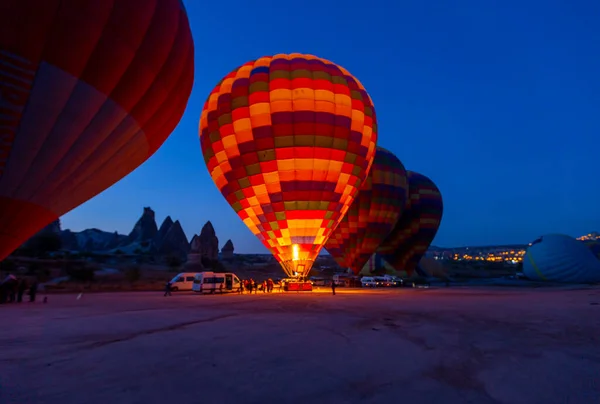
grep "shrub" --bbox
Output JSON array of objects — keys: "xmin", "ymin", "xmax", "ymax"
[
  {"xmin": 27, "ymin": 261, "xmax": 50, "ymax": 282},
  {"xmin": 0, "ymin": 259, "xmax": 17, "ymax": 273},
  {"xmin": 166, "ymin": 255, "xmax": 182, "ymax": 271},
  {"xmin": 201, "ymin": 257, "xmax": 226, "ymax": 272},
  {"xmin": 125, "ymin": 265, "xmax": 141, "ymax": 284},
  {"xmin": 64, "ymin": 261, "xmax": 95, "ymax": 282}
]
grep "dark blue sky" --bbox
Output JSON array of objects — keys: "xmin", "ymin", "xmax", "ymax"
[{"xmin": 62, "ymin": 0, "xmax": 600, "ymax": 252}]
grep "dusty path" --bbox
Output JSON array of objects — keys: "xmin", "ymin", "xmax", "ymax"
[{"xmin": 1, "ymin": 287, "xmax": 599, "ymax": 404}]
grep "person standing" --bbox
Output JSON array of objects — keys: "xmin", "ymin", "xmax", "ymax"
[
  {"xmin": 164, "ymin": 281, "xmax": 172, "ymax": 297},
  {"xmin": 28, "ymin": 281, "xmax": 38, "ymax": 302},
  {"xmin": 17, "ymin": 278, "xmax": 27, "ymax": 302},
  {"xmin": 331, "ymin": 279, "xmax": 336, "ymax": 295}
]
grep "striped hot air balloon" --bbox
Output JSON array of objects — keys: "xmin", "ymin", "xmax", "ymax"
[
  {"xmin": 378, "ymin": 171, "xmax": 443, "ymax": 276},
  {"xmin": 0, "ymin": 0, "xmax": 195, "ymax": 261},
  {"xmin": 199, "ymin": 53, "xmax": 377, "ymax": 278},
  {"xmin": 524, "ymin": 234, "xmax": 600, "ymax": 283},
  {"xmin": 325, "ymin": 147, "xmax": 409, "ymax": 274}
]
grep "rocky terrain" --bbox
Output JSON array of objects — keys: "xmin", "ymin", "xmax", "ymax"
[{"xmin": 23, "ymin": 207, "xmax": 236, "ymax": 262}]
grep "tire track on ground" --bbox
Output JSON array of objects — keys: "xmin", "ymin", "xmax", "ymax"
[{"xmin": 78, "ymin": 313, "xmax": 238, "ymax": 350}]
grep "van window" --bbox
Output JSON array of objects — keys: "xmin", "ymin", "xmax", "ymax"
[
  {"xmin": 176, "ymin": 277, "xmax": 184, "ymax": 282},
  {"xmin": 186, "ymin": 276, "xmax": 195, "ymax": 282}
]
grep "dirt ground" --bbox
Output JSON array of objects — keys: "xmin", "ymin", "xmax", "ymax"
[{"xmin": 1, "ymin": 286, "xmax": 599, "ymax": 404}]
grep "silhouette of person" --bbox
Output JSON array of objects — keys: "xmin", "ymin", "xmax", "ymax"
[
  {"xmin": 28, "ymin": 281, "xmax": 38, "ymax": 302},
  {"xmin": 17, "ymin": 278, "xmax": 27, "ymax": 302}
]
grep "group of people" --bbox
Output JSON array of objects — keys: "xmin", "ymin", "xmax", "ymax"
[
  {"xmin": 0, "ymin": 274, "xmax": 39, "ymax": 304},
  {"xmin": 239, "ymin": 278, "xmax": 278, "ymax": 294}
]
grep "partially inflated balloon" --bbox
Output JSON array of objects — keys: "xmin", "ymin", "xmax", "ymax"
[
  {"xmin": 0, "ymin": 0, "xmax": 195, "ymax": 260},
  {"xmin": 584, "ymin": 240, "xmax": 600, "ymax": 260},
  {"xmin": 325, "ymin": 147, "xmax": 408, "ymax": 274},
  {"xmin": 378, "ymin": 171, "xmax": 443, "ymax": 275},
  {"xmin": 199, "ymin": 53, "xmax": 377, "ymax": 278}
]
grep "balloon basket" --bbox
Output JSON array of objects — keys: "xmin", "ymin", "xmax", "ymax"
[{"xmin": 283, "ymin": 281, "xmax": 313, "ymax": 292}]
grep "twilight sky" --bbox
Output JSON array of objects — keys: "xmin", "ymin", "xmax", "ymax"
[{"xmin": 61, "ymin": 0, "xmax": 600, "ymax": 252}]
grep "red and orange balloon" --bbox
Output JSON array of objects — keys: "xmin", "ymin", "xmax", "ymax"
[
  {"xmin": 325, "ymin": 147, "xmax": 409, "ymax": 274},
  {"xmin": 199, "ymin": 53, "xmax": 377, "ymax": 278},
  {"xmin": 0, "ymin": 0, "xmax": 194, "ymax": 260}
]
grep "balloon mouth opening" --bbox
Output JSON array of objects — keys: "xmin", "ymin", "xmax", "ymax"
[
  {"xmin": 275, "ymin": 244, "xmax": 314, "ymax": 279},
  {"xmin": 281, "ymin": 261, "xmax": 314, "ymax": 279}
]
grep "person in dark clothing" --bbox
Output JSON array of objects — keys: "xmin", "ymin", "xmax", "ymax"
[
  {"xmin": 28, "ymin": 281, "xmax": 38, "ymax": 302},
  {"xmin": 219, "ymin": 283, "xmax": 224, "ymax": 294},
  {"xmin": 8, "ymin": 282, "xmax": 16, "ymax": 302},
  {"xmin": 164, "ymin": 281, "xmax": 172, "ymax": 297},
  {"xmin": 331, "ymin": 279, "xmax": 336, "ymax": 295},
  {"xmin": 17, "ymin": 279, "xmax": 27, "ymax": 302}
]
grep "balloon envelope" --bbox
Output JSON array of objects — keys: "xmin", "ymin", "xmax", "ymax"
[
  {"xmin": 524, "ymin": 234, "xmax": 600, "ymax": 283},
  {"xmin": 0, "ymin": 0, "xmax": 194, "ymax": 260},
  {"xmin": 199, "ymin": 53, "xmax": 377, "ymax": 278},
  {"xmin": 378, "ymin": 171, "xmax": 443, "ymax": 275},
  {"xmin": 325, "ymin": 147, "xmax": 409, "ymax": 274},
  {"xmin": 584, "ymin": 240, "xmax": 600, "ymax": 260}
]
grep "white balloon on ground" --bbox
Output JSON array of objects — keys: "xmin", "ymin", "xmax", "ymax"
[{"xmin": 523, "ymin": 234, "xmax": 600, "ymax": 283}]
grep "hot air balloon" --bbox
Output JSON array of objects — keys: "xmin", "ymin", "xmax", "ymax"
[
  {"xmin": 0, "ymin": 0, "xmax": 194, "ymax": 261},
  {"xmin": 325, "ymin": 147, "xmax": 409, "ymax": 274},
  {"xmin": 524, "ymin": 234, "xmax": 600, "ymax": 283},
  {"xmin": 583, "ymin": 240, "xmax": 600, "ymax": 260},
  {"xmin": 378, "ymin": 171, "xmax": 443, "ymax": 276},
  {"xmin": 199, "ymin": 53, "xmax": 377, "ymax": 279}
]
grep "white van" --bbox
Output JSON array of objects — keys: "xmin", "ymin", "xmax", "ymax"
[
  {"xmin": 361, "ymin": 277, "xmax": 377, "ymax": 287},
  {"xmin": 192, "ymin": 272, "xmax": 242, "ymax": 294},
  {"xmin": 169, "ymin": 273, "xmax": 199, "ymax": 291}
]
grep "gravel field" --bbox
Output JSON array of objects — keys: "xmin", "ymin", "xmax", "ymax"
[{"xmin": 1, "ymin": 287, "xmax": 599, "ymax": 404}]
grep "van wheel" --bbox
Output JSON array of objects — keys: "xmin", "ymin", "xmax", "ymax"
[{"xmin": 171, "ymin": 287, "xmax": 178, "ymax": 292}]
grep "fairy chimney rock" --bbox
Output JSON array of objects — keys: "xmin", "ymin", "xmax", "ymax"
[
  {"xmin": 198, "ymin": 221, "xmax": 219, "ymax": 261},
  {"xmin": 221, "ymin": 239, "xmax": 234, "ymax": 260}
]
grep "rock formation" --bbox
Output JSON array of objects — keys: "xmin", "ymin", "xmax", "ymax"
[
  {"xmin": 197, "ymin": 221, "xmax": 219, "ymax": 261},
  {"xmin": 127, "ymin": 207, "xmax": 158, "ymax": 244},
  {"xmin": 154, "ymin": 216, "xmax": 174, "ymax": 250},
  {"xmin": 157, "ymin": 220, "xmax": 190, "ymax": 259},
  {"xmin": 42, "ymin": 220, "xmax": 62, "ymax": 235},
  {"xmin": 183, "ymin": 234, "xmax": 205, "ymax": 271},
  {"xmin": 221, "ymin": 239, "xmax": 234, "ymax": 260},
  {"xmin": 60, "ymin": 230, "xmax": 79, "ymax": 250},
  {"xmin": 190, "ymin": 235, "xmax": 201, "ymax": 253}
]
